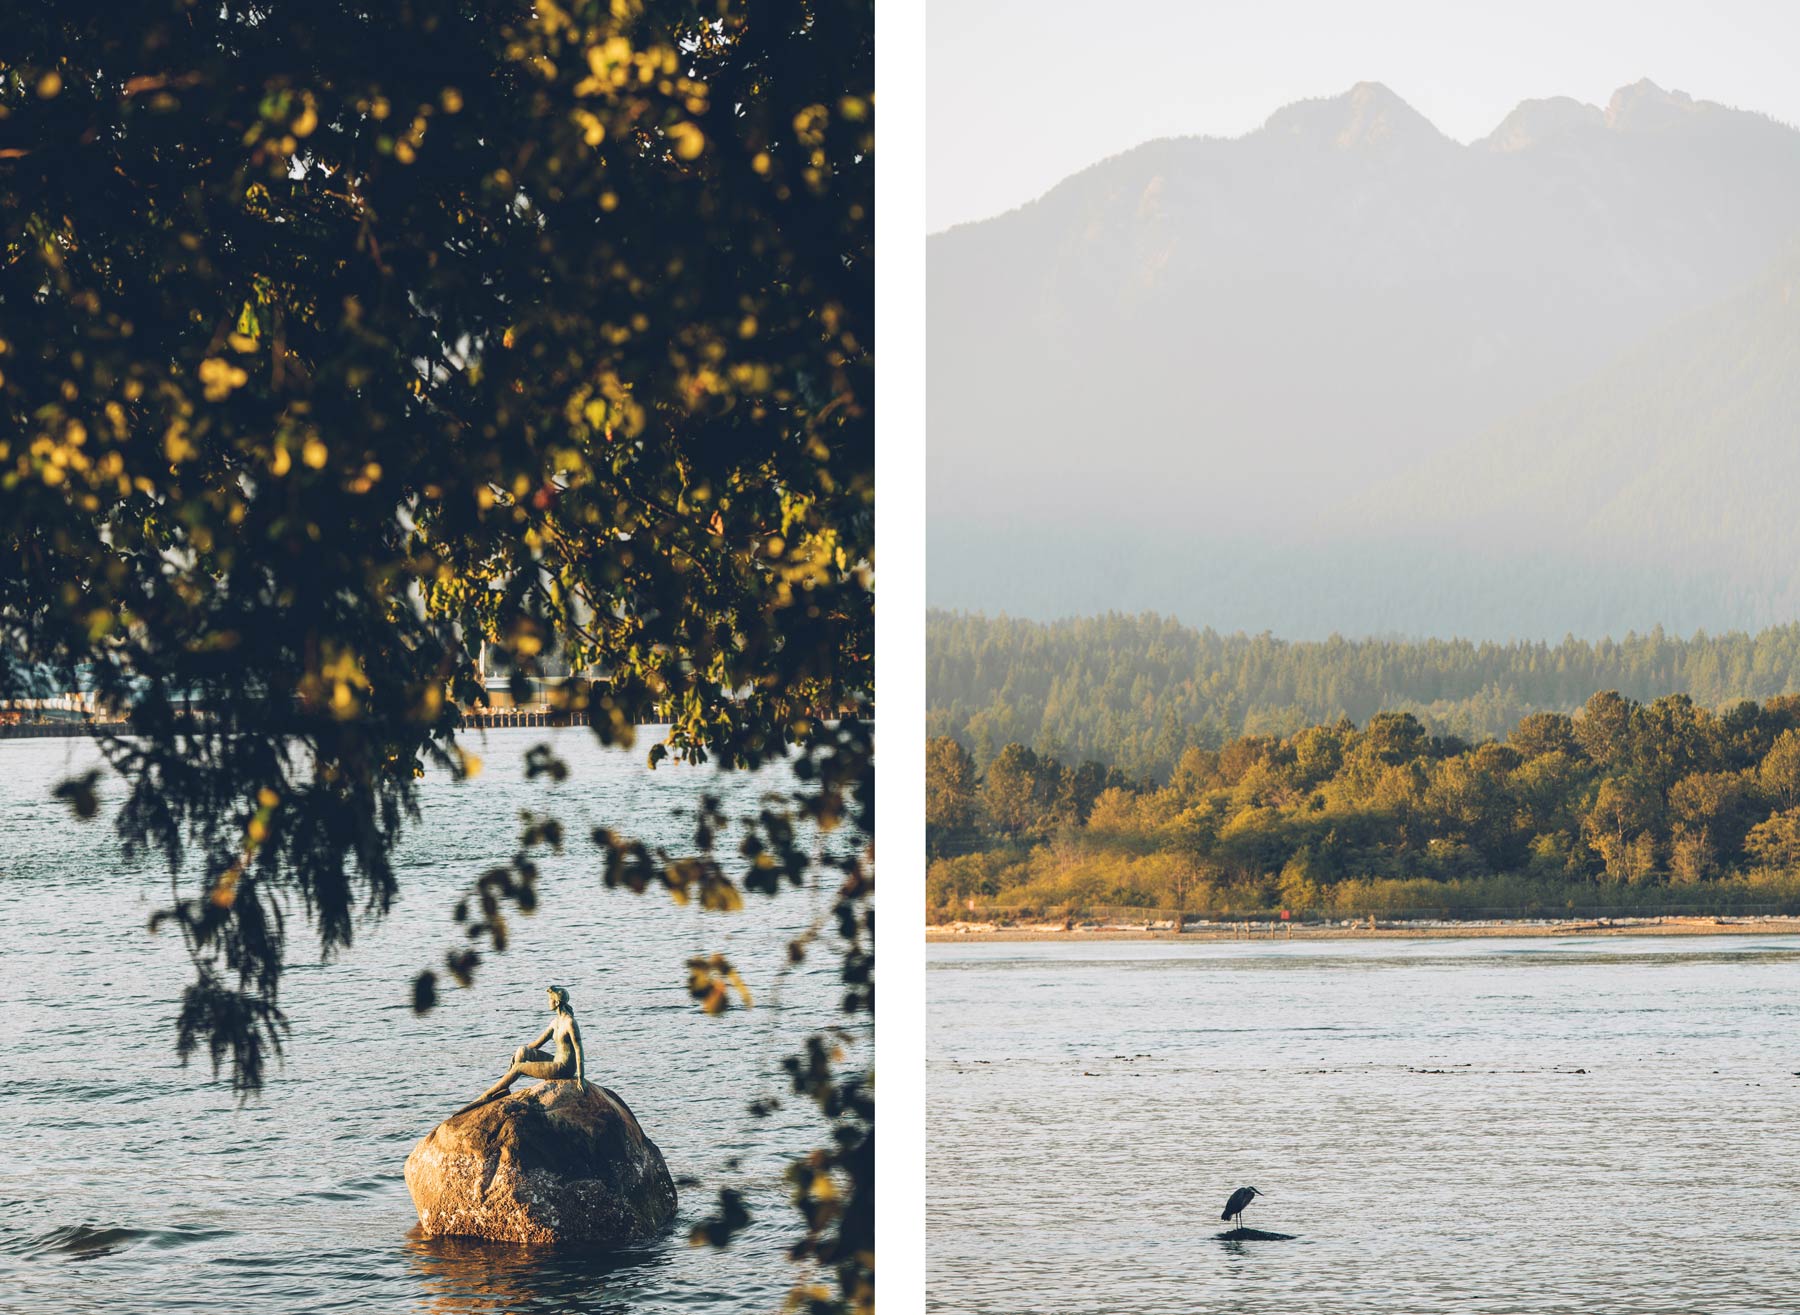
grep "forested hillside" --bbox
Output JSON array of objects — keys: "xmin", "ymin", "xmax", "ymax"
[
  {"xmin": 926, "ymin": 691, "xmax": 1800, "ymax": 921},
  {"xmin": 928, "ymin": 611, "xmax": 1800, "ymax": 783}
]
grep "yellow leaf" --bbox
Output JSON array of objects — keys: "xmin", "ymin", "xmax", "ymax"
[
  {"xmin": 199, "ymin": 357, "xmax": 248, "ymax": 401},
  {"xmin": 726, "ymin": 969, "xmax": 753, "ymax": 1008},
  {"xmin": 573, "ymin": 109, "xmax": 606, "ymax": 147},
  {"xmin": 165, "ymin": 426, "xmax": 197, "ymax": 463},
  {"xmin": 210, "ymin": 868, "xmax": 240, "ymax": 908},
  {"xmin": 668, "ymin": 122, "xmax": 704, "ymax": 160}
]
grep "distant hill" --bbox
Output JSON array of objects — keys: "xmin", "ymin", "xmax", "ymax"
[
  {"xmin": 928, "ymin": 610, "xmax": 1800, "ymax": 783},
  {"xmin": 929, "ymin": 81, "xmax": 1800, "ymax": 638}
]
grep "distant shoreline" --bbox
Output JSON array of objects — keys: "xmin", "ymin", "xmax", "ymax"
[
  {"xmin": 926, "ymin": 916, "xmax": 1800, "ymax": 943},
  {"xmin": 0, "ymin": 721, "xmax": 134, "ymax": 739}
]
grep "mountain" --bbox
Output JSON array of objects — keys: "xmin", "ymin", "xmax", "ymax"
[
  {"xmin": 1341, "ymin": 239, "xmax": 1800, "ymax": 628},
  {"xmin": 928, "ymin": 81, "xmax": 1800, "ymax": 638}
]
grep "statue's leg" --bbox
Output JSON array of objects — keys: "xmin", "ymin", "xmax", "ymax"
[
  {"xmin": 454, "ymin": 1067, "xmax": 522, "ymax": 1116},
  {"xmin": 455, "ymin": 1047, "xmax": 554, "ymax": 1115}
]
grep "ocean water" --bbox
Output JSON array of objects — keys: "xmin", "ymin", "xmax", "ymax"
[
  {"xmin": 0, "ymin": 731, "xmax": 861, "ymax": 1314},
  {"xmin": 929, "ymin": 937, "xmax": 1800, "ymax": 1314}
]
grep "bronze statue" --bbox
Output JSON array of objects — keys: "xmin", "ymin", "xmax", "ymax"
[{"xmin": 455, "ymin": 985, "xmax": 588, "ymax": 1116}]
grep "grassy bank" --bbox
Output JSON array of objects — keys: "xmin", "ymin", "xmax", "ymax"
[
  {"xmin": 926, "ymin": 915, "xmax": 1800, "ymax": 942},
  {"xmin": 928, "ymin": 847, "xmax": 1800, "ymax": 925}
]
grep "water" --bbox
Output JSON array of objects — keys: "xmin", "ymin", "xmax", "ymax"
[
  {"xmin": 929, "ymin": 938, "xmax": 1800, "ymax": 1314},
  {"xmin": 0, "ymin": 731, "xmax": 863, "ymax": 1314}
]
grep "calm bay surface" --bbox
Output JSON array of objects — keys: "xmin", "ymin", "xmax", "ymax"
[
  {"xmin": 929, "ymin": 938, "xmax": 1800, "ymax": 1314},
  {"xmin": 0, "ymin": 731, "xmax": 858, "ymax": 1315}
]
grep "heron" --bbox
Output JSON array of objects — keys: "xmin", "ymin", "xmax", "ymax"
[{"xmin": 1220, "ymin": 1185, "xmax": 1263, "ymax": 1229}]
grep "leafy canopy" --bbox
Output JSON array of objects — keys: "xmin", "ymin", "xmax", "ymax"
[
  {"xmin": 930, "ymin": 692, "xmax": 1800, "ymax": 923},
  {"xmin": 2, "ymin": 0, "xmax": 871, "ymax": 1309}
]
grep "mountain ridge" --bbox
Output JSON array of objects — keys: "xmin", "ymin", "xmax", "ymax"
[
  {"xmin": 928, "ymin": 79, "xmax": 1800, "ymax": 639},
  {"xmin": 934, "ymin": 79, "xmax": 1795, "ymax": 236}
]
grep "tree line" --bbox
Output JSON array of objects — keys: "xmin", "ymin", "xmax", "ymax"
[
  {"xmin": 929, "ymin": 610, "xmax": 1800, "ymax": 785},
  {"xmin": 927, "ymin": 690, "xmax": 1800, "ymax": 919}
]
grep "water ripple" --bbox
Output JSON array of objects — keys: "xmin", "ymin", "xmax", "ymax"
[
  {"xmin": 929, "ymin": 936, "xmax": 1800, "ymax": 1314},
  {"xmin": 0, "ymin": 732, "xmax": 852, "ymax": 1313}
]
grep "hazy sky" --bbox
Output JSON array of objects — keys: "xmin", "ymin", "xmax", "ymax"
[{"xmin": 928, "ymin": 0, "xmax": 1800, "ymax": 232}]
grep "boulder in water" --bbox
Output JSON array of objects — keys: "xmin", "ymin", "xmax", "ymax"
[{"xmin": 404, "ymin": 1081, "xmax": 677, "ymax": 1245}]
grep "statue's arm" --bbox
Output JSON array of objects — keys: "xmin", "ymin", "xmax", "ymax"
[
  {"xmin": 529, "ymin": 1024, "xmax": 554, "ymax": 1049},
  {"xmin": 572, "ymin": 1022, "xmax": 586, "ymax": 1088}
]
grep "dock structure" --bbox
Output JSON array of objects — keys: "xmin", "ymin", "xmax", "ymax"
[
  {"xmin": 0, "ymin": 718, "xmax": 135, "ymax": 739},
  {"xmin": 4, "ymin": 658, "xmax": 851, "ymax": 739},
  {"xmin": 1, "ymin": 704, "xmax": 591, "ymax": 737},
  {"xmin": 459, "ymin": 704, "xmax": 571, "ymax": 731}
]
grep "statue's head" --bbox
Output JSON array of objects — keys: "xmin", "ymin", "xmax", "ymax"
[{"xmin": 545, "ymin": 985, "xmax": 570, "ymax": 1013}]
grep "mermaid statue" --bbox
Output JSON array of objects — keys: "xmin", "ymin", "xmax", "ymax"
[{"xmin": 455, "ymin": 985, "xmax": 588, "ymax": 1116}]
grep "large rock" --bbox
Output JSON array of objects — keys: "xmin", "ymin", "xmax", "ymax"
[{"xmin": 404, "ymin": 1081, "xmax": 677, "ymax": 1245}]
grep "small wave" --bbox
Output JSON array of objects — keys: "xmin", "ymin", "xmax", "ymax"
[
  {"xmin": 26, "ymin": 1223, "xmax": 234, "ymax": 1258},
  {"xmin": 348, "ymin": 1173, "xmax": 405, "ymax": 1194},
  {"xmin": 293, "ymin": 1171, "xmax": 403, "ymax": 1203},
  {"xmin": 28, "ymin": 1225, "xmax": 149, "ymax": 1257}
]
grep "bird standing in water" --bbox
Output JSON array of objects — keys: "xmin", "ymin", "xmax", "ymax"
[{"xmin": 1221, "ymin": 1186, "xmax": 1263, "ymax": 1229}]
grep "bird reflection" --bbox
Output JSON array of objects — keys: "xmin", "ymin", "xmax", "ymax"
[{"xmin": 403, "ymin": 1229, "xmax": 667, "ymax": 1314}]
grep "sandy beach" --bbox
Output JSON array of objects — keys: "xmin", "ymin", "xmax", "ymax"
[{"xmin": 926, "ymin": 916, "xmax": 1800, "ymax": 943}]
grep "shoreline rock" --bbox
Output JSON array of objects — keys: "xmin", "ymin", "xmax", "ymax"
[
  {"xmin": 404, "ymin": 1081, "xmax": 677, "ymax": 1246},
  {"xmin": 1217, "ymin": 1226, "xmax": 1296, "ymax": 1241}
]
